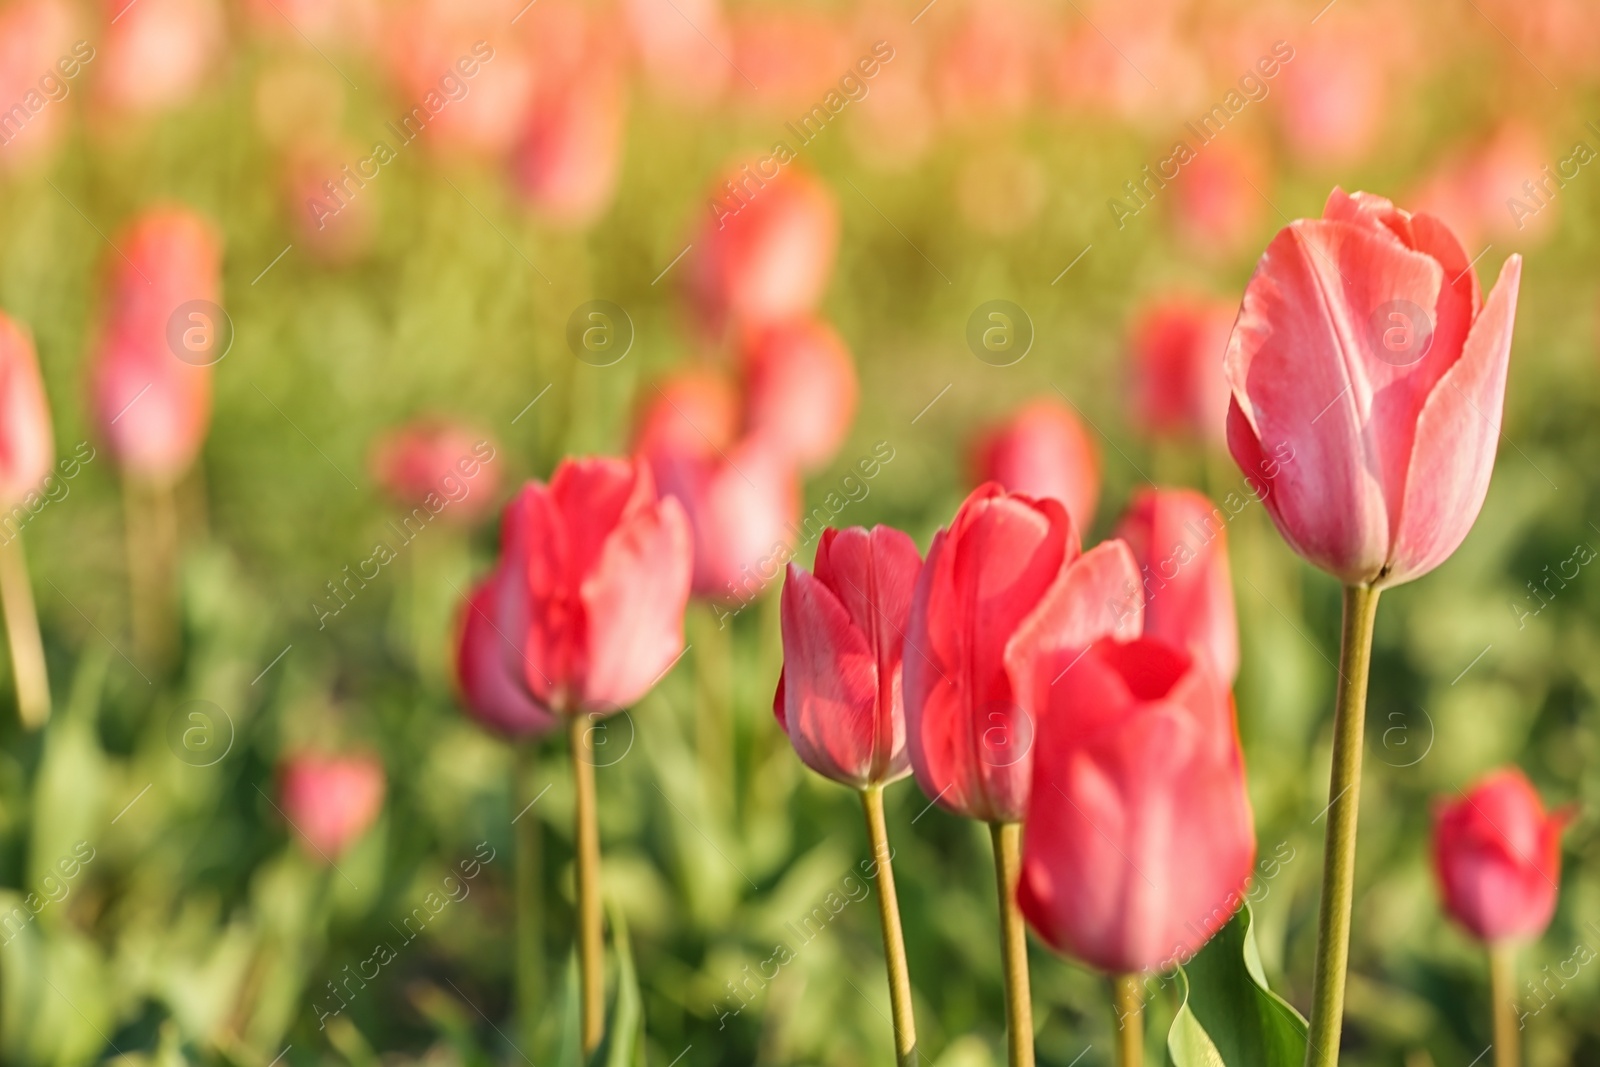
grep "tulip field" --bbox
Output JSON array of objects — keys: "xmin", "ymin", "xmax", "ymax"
[{"xmin": 3, "ymin": 0, "xmax": 1600, "ymax": 1065}]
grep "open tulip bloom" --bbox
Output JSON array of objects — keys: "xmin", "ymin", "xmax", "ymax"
[{"xmin": 1225, "ymin": 188, "xmax": 1521, "ymax": 1066}]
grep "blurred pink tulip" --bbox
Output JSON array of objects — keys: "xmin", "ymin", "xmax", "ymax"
[
  {"xmin": 740, "ymin": 318, "xmax": 858, "ymax": 472},
  {"xmin": 1412, "ymin": 123, "xmax": 1554, "ymax": 251},
  {"xmin": 89, "ymin": 207, "xmax": 222, "ymax": 485},
  {"xmin": 0, "ymin": 314, "xmax": 54, "ymax": 508},
  {"xmin": 1434, "ymin": 768, "xmax": 1568, "ymax": 943},
  {"xmin": 970, "ymin": 399, "xmax": 1100, "ymax": 535},
  {"xmin": 242, "ymin": 0, "xmax": 377, "ymax": 51},
  {"xmin": 95, "ymin": 0, "xmax": 223, "ymax": 116},
  {"xmin": 279, "ymin": 752, "xmax": 386, "ymax": 859},
  {"xmin": 1168, "ymin": 138, "xmax": 1269, "ymax": 257},
  {"xmin": 1274, "ymin": 29, "xmax": 1385, "ymax": 167},
  {"xmin": 933, "ymin": 0, "xmax": 1038, "ymax": 123},
  {"xmin": 510, "ymin": 53, "xmax": 626, "ymax": 229},
  {"xmin": 633, "ymin": 370, "xmax": 741, "ymax": 458},
  {"xmin": 1128, "ymin": 295, "xmax": 1235, "ymax": 446},
  {"xmin": 370, "ymin": 421, "xmax": 499, "ymax": 524},
  {"xmin": 623, "ymin": 0, "xmax": 730, "ymax": 106},
  {"xmin": 0, "ymin": 0, "xmax": 77, "ymax": 172},
  {"xmin": 729, "ymin": 10, "xmax": 848, "ymax": 115},
  {"xmin": 283, "ymin": 139, "xmax": 378, "ymax": 263}
]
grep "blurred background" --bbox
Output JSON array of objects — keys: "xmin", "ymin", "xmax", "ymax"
[{"xmin": 1, "ymin": 0, "xmax": 1598, "ymax": 1063}]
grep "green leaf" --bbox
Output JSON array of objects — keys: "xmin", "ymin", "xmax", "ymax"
[
  {"xmin": 600, "ymin": 903, "xmax": 645, "ymax": 1067},
  {"xmin": 1166, "ymin": 904, "xmax": 1308, "ymax": 1067}
]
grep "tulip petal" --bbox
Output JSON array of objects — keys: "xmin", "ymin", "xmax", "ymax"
[{"xmin": 456, "ymin": 575, "xmax": 558, "ymax": 738}]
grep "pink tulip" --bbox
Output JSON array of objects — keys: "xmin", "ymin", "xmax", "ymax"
[
  {"xmin": 1017, "ymin": 637, "xmax": 1254, "ymax": 974},
  {"xmin": 279, "ymin": 753, "xmax": 386, "ymax": 859},
  {"xmin": 903, "ymin": 484, "xmax": 1142, "ymax": 824},
  {"xmin": 1273, "ymin": 30, "xmax": 1386, "ymax": 167},
  {"xmin": 774, "ymin": 525, "xmax": 922, "ymax": 788},
  {"xmin": 509, "ymin": 52, "xmax": 626, "ymax": 229},
  {"xmin": 89, "ymin": 207, "xmax": 222, "ymax": 485},
  {"xmin": 740, "ymin": 318, "xmax": 858, "ymax": 472},
  {"xmin": 632, "ymin": 370, "xmax": 741, "ymax": 458},
  {"xmin": 729, "ymin": 10, "xmax": 848, "ymax": 116},
  {"xmin": 0, "ymin": 314, "xmax": 54, "ymax": 508},
  {"xmin": 370, "ymin": 420, "xmax": 499, "ymax": 524},
  {"xmin": 1128, "ymin": 295, "xmax": 1235, "ymax": 446},
  {"xmin": 1168, "ymin": 138, "xmax": 1269, "ymax": 257},
  {"xmin": 284, "ymin": 139, "xmax": 378, "ymax": 263},
  {"xmin": 623, "ymin": 0, "xmax": 730, "ymax": 106},
  {"xmin": 970, "ymin": 399, "xmax": 1100, "ymax": 535},
  {"xmin": 1411, "ymin": 123, "xmax": 1554, "ymax": 252},
  {"xmin": 1113, "ymin": 489, "xmax": 1237, "ymax": 684},
  {"xmin": 456, "ymin": 456, "xmax": 692, "ymax": 719},
  {"xmin": 95, "ymin": 0, "xmax": 223, "ymax": 116},
  {"xmin": 932, "ymin": 0, "xmax": 1038, "ymax": 123},
  {"xmin": 1434, "ymin": 769, "xmax": 1568, "ymax": 943},
  {"xmin": 691, "ymin": 164, "xmax": 840, "ymax": 336},
  {"xmin": 1225, "ymin": 189, "xmax": 1521, "ymax": 587},
  {"xmin": 0, "ymin": 0, "xmax": 77, "ymax": 172}
]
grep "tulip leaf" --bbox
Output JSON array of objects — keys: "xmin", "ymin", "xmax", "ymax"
[{"xmin": 1166, "ymin": 905, "xmax": 1308, "ymax": 1067}]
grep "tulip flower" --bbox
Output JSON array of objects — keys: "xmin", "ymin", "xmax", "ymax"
[
  {"xmin": 0, "ymin": 0, "xmax": 77, "ymax": 173},
  {"xmin": 740, "ymin": 318, "xmax": 858, "ymax": 473},
  {"xmin": 1113, "ymin": 488, "xmax": 1238, "ymax": 684},
  {"xmin": 1226, "ymin": 188, "xmax": 1521, "ymax": 1067},
  {"xmin": 0, "ymin": 314, "xmax": 54, "ymax": 727},
  {"xmin": 1128, "ymin": 296, "xmax": 1235, "ymax": 447},
  {"xmin": 691, "ymin": 164, "xmax": 840, "ymax": 338},
  {"xmin": 510, "ymin": 48, "xmax": 626, "ymax": 229},
  {"xmin": 632, "ymin": 370, "xmax": 740, "ymax": 458},
  {"xmin": 1016, "ymin": 637, "xmax": 1254, "ymax": 1066},
  {"xmin": 455, "ymin": 455, "xmax": 691, "ymax": 1054},
  {"xmin": 278, "ymin": 752, "xmax": 386, "ymax": 859},
  {"xmin": 370, "ymin": 421, "xmax": 499, "ymax": 525},
  {"xmin": 95, "ymin": 0, "xmax": 223, "ymax": 116},
  {"xmin": 970, "ymin": 399, "xmax": 1100, "ymax": 538},
  {"xmin": 904, "ymin": 483, "xmax": 1143, "ymax": 1067},
  {"xmin": 1435, "ymin": 769, "xmax": 1568, "ymax": 1067},
  {"xmin": 774, "ymin": 525, "xmax": 922, "ymax": 1063},
  {"xmin": 622, "ymin": 0, "xmax": 730, "ymax": 106}
]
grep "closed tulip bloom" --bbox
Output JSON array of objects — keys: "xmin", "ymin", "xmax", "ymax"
[
  {"xmin": 370, "ymin": 421, "xmax": 498, "ymax": 524},
  {"xmin": 89, "ymin": 207, "xmax": 222, "ymax": 485},
  {"xmin": 1434, "ymin": 769, "xmax": 1568, "ymax": 943},
  {"xmin": 455, "ymin": 527, "xmax": 558, "ymax": 739},
  {"xmin": 1113, "ymin": 489, "xmax": 1238, "ymax": 684},
  {"xmin": 461, "ymin": 456, "xmax": 693, "ymax": 718},
  {"xmin": 1017, "ymin": 638, "xmax": 1255, "ymax": 974},
  {"xmin": 692, "ymin": 165, "xmax": 840, "ymax": 335},
  {"xmin": 741, "ymin": 318, "xmax": 858, "ymax": 472},
  {"xmin": 1129, "ymin": 296, "xmax": 1235, "ymax": 446},
  {"xmin": 279, "ymin": 753, "xmax": 386, "ymax": 859},
  {"xmin": 970, "ymin": 399, "xmax": 1100, "ymax": 535},
  {"xmin": 774, "ymin": 525, "xmax": 921, "ymax": 788},
  {"xmin": 632, "ymin": 370, "xmax": 741, "ymax": 458},
  {"xmin": 1225, "ymin": 189, "xmax": 1521, "ymax": 588},
  {"xmin": 0, "ymin": 315, "xmax": 54, "ymax": 508},
  {"xmin": 903, "ymin": 484, "xmax": 1143, "ymax": 823}
]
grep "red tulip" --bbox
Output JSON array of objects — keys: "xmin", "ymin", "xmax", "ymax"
[
  {"xmin": 774, "ymin": 525, "xmax": 922, "ymax": 788},
  {"xmin": 0, "ymin": 314, "xmax": 54, "ymax": 508},
  {"xmin": 903, "ymin": 484, "xmax": 1143, "ymax": 824},
  {"xmin": 632, "ymin": 370, "xmax": 741, "ymax": 458},
  {"xmin": 691, "ymin": 165, "xmax": 840, "ymax": 336},
  {"xmin": 370, "ymin": 420, "xmax": 499, "ymax": 524},
  {"xmin": 1113, "ymin": 488, "xmax": 1238, "ymax": 684},
  {"xmin": 1434, "ymin": 769, "xmax": 1568, "ymax": 943},
  {"xmin": 1016, "ymin": 637, "xmax": 1255, "ymax": 974},
  {"xmin": 0, "ymin": 0, "xmax": 77, "ymax": 172},
  {"xmin": 1129, "ymin": 295, "xmax": 1235, "ymax": 446},
  {"xmin": 740, "ymin": 318, "xmax": 858, "ymax": 472},
  {"xmin": 95, "ymin": 0, "xmax": 223, "ymax": 116},
  {"xmin": 89, "ymin": 207, "xmax": 222, "ymax": 485},
  {"xmin": 970, "ymin": 399, "xmax": 1100, "ymax": 535},
  {"xmin": 456, "ymin": 456, "xmax": 693, "ymax": 719},
  {"xmin": 279, "ymin": 752, "xmax": 386, "ymax": 859},
  {"xmin": 1225, "ymin": 188, "xmax": 1521, "ymax": 588}
]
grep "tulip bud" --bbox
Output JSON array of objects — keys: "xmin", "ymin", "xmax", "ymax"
[
  {"xmin": 1017, "ymin": 638, "xmax": 1255, "ymax": 974},
  {"xmin": 370, "ymin": 420, "xmax": 499, "ymax": 525},
  {"xmin": 279, "ymin": 752, "xmax": 386, "ymax": 859},
  {"xmin": 740, "ymin": 318, "xmax": 858, "ymax": 473},
  {"xmin": 970, "ymin": 400, "xmax": 1100, "ymax": 536},
  {"xmin": 1128, "ymin": 296, "xmax": 1235, "ymax": 446},
  {"xmin": 1434, "ymin": 769, "xmax": 1568, "ymax": 943},
  {"xmin": 775, "ymin": 525, "xmax": 922, "ymax": 789},
  {"xmin": 1113, "ymin": 488, "xmax": 1238, "ymax": 684},
  {"xmin": 1226, "ymin": 188, "xmax": 1521, "ymax": 588},
  {"xmin": 0, "ymin": 314, "xmax": 54, "ymax": 509}
]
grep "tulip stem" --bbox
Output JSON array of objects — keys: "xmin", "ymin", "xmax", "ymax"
[
  {"xmin": 123, "ymin": 474, "xmax": 179, "ymax": 668},
  {"xmin": 513, "ymin": 744, "xmax": 544, "ymax": 1047},
  {"xmin": 1490, "ymin": 942, "xmax": 1520, "ymax": 1067},
  {"xmin": 860, "ymin": 786, "xmax": 917, "ymax": 1066},
  {"xmin": 1304, "ymin": 583, "xmax": 1381, "ymax": 1067},
  {"xmin": 570, "ymin": 715, "xmax": 605, "ymax": 1054},
  {"xmin": 990, "ymin": 820, "xmax": 1035, "ymax": 1067},
  {"xmin": 1111, "ymin": 973, "xmax": 1144, "ymax": 1067},
  {"xmin": 0, "ymin": 535, "xmax": 49, "ymax": 729}
]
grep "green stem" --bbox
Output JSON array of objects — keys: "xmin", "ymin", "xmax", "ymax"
[
  {"xmin": 990, "ymin": 821, "xmax": 1035, "ymax": 1067},
  {"xmin": 0, "ymin": 535, "xmax": 49, "ymax": 728},
  {"xmin": 1304, "ymin": 584, "xmax": 1381, "ymax": 1067},
  {"xmin": 514, "ymin": 744, "xmax": 544, "ymax": 1047},
  {"xmin": 570, "ymin": 715, "xmax": 604, "ymax": 1054},
  {"xmin": 1490, "ymin": 941, "xmax": 1520, "ymax": 1067},
  {"xmin": 861, "ymin": 786, "xmax": 917, "ymax": 1066},
  {"xmin": 1112, "ymin": 973, "xmax": 1144, "ymax": 1067}
]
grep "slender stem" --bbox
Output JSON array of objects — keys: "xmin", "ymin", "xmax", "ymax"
[
  {"xmin": 990, "ymin": 821, "xmax": 1035, "ymax": 1067},
  {"xmin": 570, "ymin": 714, "xmax": 605, "ymax": 1054},
  {"xmin": 0, "ymin": 535, "xmax": 49, "ymax": 728},
  {"xmin": 123, "ymin": 474, "xmax": 179, "ymax": 668},
  {"xmin": 860, "ymin": 786, "xmax": 917, "ymax": 1066},
  {"xmin": 1304, "ymin": 584, "xmax": 1382, "ymax": 1067},
  {"xmin": 1111, "ymin": 973, "xmax": 1144, "ymax": 1067},
  {"xmin": 513, "ymin": 744, "xmax": 545, "ymax": 1046},
  {"xmin": 1490, "ymin": 941, "xmax": 1521, "ymax": 1067}
]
